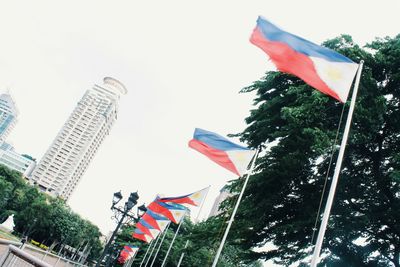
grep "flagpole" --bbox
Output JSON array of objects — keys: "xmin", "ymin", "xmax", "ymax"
[
  {"xmin": 149, "ymin": 221, "xmax": 171, "ymax": 267},
  {"xmin": 139, "ymin": 240, "xmax": 154, "ymax": 267},
  {"xmin": 143, "ymin": 233, "xmax": 160, "ymax": 267},
  {"xmin": 144, "ymin": 225, "xmax": 166, "ymax": 267},
  {"xmin": 160, "ymin": 212, "xmax": 187, "ymax": 267},
  {"xmin": 211, "ymin": 149, "xmax": 260, "ymax": 267},
  {"xmin": 126, "ymin": 248, "xmax": 138, "ymax": 267},
  {"xmin": 310, "ymin": 61, "xmax": 364, "ymax": 267},
  {"xmin": 177, "ymin": 186, "xmax": 211, "ymax": 267}
]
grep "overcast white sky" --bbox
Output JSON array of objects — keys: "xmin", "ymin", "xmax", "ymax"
[{"xmin": 0, "ymin": 1, "xmax": 399, "ymax": 265}]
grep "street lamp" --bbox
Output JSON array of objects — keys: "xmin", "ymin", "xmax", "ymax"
[
  {"xmin": 95, "ymin": 191, "xmax": 142, "ymax": 267},
  {"xmin": 112, "ymin": 191, "xmax": 123, "ymax": 206}
]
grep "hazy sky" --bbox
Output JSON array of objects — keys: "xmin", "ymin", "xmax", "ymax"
[{"xmin": 0, "ymin": 1, "xmax": 399, "ymax": 265}]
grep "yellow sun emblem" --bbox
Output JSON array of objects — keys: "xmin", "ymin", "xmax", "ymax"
[
  {"xmin": 192, "ymin": 192, "xmax": 201, "ymax": 199},
  {"xmin": 325, "ymin": 66, "xmax": 343, "ymax": 81}
]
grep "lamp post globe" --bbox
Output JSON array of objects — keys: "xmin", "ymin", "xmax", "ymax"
[{"xmin": 112, "ymin": 191, "xmax": 123, "ymax": 206}]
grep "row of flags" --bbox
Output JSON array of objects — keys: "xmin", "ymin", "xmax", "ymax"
[
  {"xmin": 131, "ymin": 187, "xmax": 209, "ymax": 244},
  {"xmin": 128, "ymin": 127, "xmax": 260, "ymax": 246},
  {"xmin": 117, "ymin": 16, "xmax": 361, "ymax": 265},
  {"xmin": 116, "ymin": 129, "xmax": 258, "ymax": 264}
]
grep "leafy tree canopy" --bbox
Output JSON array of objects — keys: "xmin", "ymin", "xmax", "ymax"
[
  {"xmin": 0, "ymin": 165, "xmax": 102, "ymax": 262},
  {"xmin": 227, "ymin": 34, "xmax": 400, "ymax": 267}
]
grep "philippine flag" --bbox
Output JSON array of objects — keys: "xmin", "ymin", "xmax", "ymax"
[
  {"xmin": 189, "ymin": 128, "xmax": 256, "ymax": 176},
  {"xmin": 142, "ymin": 210, "xmax": 170, "ymax": 231},
  {"xmin": 124, "ymin": 245, "xmax": 138, "ymax": 258},
  {"xmin": 132, "ymin": 229, "xmax": 152, "ymax": 243},
  {"xmin": 118, "ymin": 245, "xmax": 138, "ymax": 264},
  {"xmin": 250, "ymin": 16, "xmax": 359, "ymax": 103},
  {"xmin": 136, "ymin": 219, "xmax": 160, "ymax": 239},
  {"xmin": 148, "ymin": 201, "xmax": 187, "ymax": 224},
  {"xmin": 158, "ymin": 187, "xmax": 209, "ymax": 207}
]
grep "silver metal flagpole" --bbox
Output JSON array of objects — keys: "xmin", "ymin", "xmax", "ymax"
[
  {"xmin": 139, "ymin": 240, "xmax": 154, "ymax": 267},
  {"xmin": 144, "ymin": 236, "xmax": 160, "ymax": 267},
  {"xmin": 176, "ymin": 240, "xmax": 190, "ymax": 267},
  {"xmin": 310, "ymin": 61, "xmax": 364, "ymax": 267},
  {"xmin": 160, "ymin": 212, "xmax": 187, "ymax": 267},
  {"xmin": 125, "ymin": 248, "xmax": 138, "ymax": 267},
  {"xmin": 176, "ymin": 186, "xmax": 211, "ymax": 267},
  {"xmin": 211, "ymin": 149, "xmax": 260, "ymax": 267},
  {"xmin": 144, "ymin": 226, "xmax": 165, "ymax": 267},
  {"xmin": 149, "ymin": 221, "xmax": 171, "ymax": 267}
]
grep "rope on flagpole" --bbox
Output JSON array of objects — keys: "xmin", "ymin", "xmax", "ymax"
[
  {"xmin": 310, "ymin": 60, "xmax": 364, "ymax": 267},
  {"xmin": 310, "ymin": 103, "xmax": 347, "ymax": 245},
  {"xmin": 211, "ymin": 148, "xmax": 260, "ymax": 267}
]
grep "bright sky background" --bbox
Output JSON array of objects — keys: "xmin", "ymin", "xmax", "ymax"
[{"xmin": 0, "ymin": 1, "xmax": 399, "ymax": 266}]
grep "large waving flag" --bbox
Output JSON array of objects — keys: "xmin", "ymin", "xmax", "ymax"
[
  {"xmin": 142, "ymin": 209, "xmax": 170, "ymax": 231},
  {"xmin": 158, "ymin": 187, "xmax": 209, "ymax": 207},
  {"xmin": 132, "ymin": 229, "xmax": 152, "ymax": 243},
  {"xmin": 189, "ymin": 128, "xmax": 256, "ymax": 176},
  {"xmin": 148, "ymin": 201, "xmax": 187, "ymax": 224},
  {"xmin": 250, "ymin": 16, "xmax": 359, "ymax": 103}
]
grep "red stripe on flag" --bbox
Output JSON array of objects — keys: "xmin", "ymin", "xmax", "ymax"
[
  {"xmin": 158, "ymin": 196, "xmax": 197, "ymax": 206},
  {"xmin": 250, "ymin": 27, "xmax": 340, "ymax": 101},
  {"xmin": 142, "ymin": 213, "xmax": 161, "ymax": 230},
  {"xmin": 148, "ymin": 202, "xmax": 178, "ymax": 223},
  {"xmin": 188, "ymin": 139, "xmax": 240, "ymax": 175},
  {"xmin": 136, "ymin": 222, "xmax": 154, "ymax": 238},
  {"xmin": 132, "ymin": 233, "xmax": 149, "ymax": 243}
]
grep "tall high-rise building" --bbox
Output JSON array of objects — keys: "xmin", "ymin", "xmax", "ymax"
[
  {"xmin": 0, "ymin": 92, "xmax": 36, "ymax": 177},
  {"xmin": 0, "ymin": 92, "xmax": 19, "ymax": 142},
  {"xmin": 30, "ymin": 77, "xmax": 127, "ymax": 200}
]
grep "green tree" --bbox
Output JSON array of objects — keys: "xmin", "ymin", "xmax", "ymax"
[
  {"xmin": 114, "ymin": 216, "xmax": 262, "ymax": 267},
  {"xmin": 0, "ymin": 177, "xmax": 13, "ymax": 216},
  {"xmin": 0, "ymin": 164, "xmax": 102, "ymax": 262},
  {"xmin": 229, "ymin": 34, "xmax": 400, "ymax": 266},
  {"xmin": 0, "ymin": 165, "xmax": 26, "ymax": 220}
]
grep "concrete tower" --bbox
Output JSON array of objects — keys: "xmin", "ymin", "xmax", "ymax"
[
  {"xmin": 0, "ymin": 92, "xmax": 19, "ymax": 142},
  {"xmin": 30, "ymin": 77, "xmax": 127, "ymax": 200}
]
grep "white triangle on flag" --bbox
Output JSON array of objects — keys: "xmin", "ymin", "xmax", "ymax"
[{"xmin": 226, "ymin": 149, "xmax": 256, "ymax": 176}]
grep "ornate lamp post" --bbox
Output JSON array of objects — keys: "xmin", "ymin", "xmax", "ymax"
[{"xmin": 95, "ymin": 191, "xmax": 143, "ymax": 267}]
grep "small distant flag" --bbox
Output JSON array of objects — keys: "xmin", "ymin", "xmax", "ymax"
[
  {"xmin": 250, "ymin": 16, "xmax": 359, "ymax": 103},
  {"xmin": 148, "ymin": 201, "xmax": 187, "ymax": 224},
  {"xmin": 117, "ymin": 245, "xmax": 138, "ymax": 264},
  {"xmin": 117, "ymin": 249, "xmax": 129, "ymax": 264},
  {"xmin": 158, "ymin": 186, "xmax": 209, "ymax": 207},
  {"xmin": 189, "ymin": 128, "xmax": 256, "ymax": 176},
  {"xmin": 125, "ymin": 245, "xmax": 138, "ymax": 256},
  {"xmin": 142, "ymin": 210, "xmax": 170, "ymax": 231}
]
